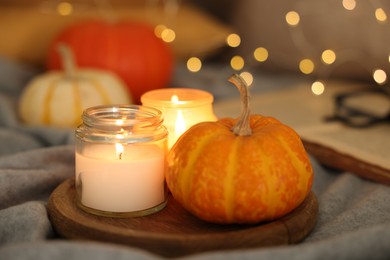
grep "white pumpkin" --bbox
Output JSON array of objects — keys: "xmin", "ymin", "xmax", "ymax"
[{"xmin": 19, "ymin": 44, "xmax": 132, "ymax": 128}]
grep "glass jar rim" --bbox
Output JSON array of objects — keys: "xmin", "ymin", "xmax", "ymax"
[
  {"xmin": 141, "ymin": 88, "xmax": 214, "ymax": 108},
  {"xmin": 82, "ymin": 104, "xmax": 163, "ymax": 128}
]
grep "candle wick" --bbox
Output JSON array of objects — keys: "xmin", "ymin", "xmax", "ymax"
[{"xmin": 119, "ymin": 152, "xmax": 122, "ymax": 160}]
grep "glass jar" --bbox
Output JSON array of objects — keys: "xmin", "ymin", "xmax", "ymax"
[
  {"xmin": 75, "ymin": 105, "xmax": 168, "ymax": 217},
  {"xmin": 141, "ymin": 88, "xmax": 217, "ymax": 149}
]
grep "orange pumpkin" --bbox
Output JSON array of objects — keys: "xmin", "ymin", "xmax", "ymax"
[
  {"xmin": 46, "ymin": 20, "xmax": 174, "ymax": 104},
  {"xmin": 166, "ymin": 74, "xmax": 313, "ymax": 224}
]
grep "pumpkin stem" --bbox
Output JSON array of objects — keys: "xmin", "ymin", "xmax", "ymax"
[
  {"xmin": 229, "ymin": 74, "xmax": 252, "ymax": 136},
  {"xmin": 57, "ymin": 43, "xmax": 76, "ymax": 79}
]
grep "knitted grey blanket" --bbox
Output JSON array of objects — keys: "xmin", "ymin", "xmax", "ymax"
[{"xmin": 0, "ymin": 58, "xmax": 389, "ymax": 260}]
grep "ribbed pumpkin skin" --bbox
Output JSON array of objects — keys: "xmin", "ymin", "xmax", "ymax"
[
  {"xmin": 166, "ymin": 115, "xmax": 314, "ymax": 224},
  {"xmin": 19, "ymin": 70, "xmax": 131, "ymax": 128}
]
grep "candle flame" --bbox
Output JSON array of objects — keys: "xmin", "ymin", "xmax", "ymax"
[
  {"xmin": 175, "ymin": 110, "xmax": 186, "ymax": 136},
  {"xmin": 115, "ymin": 143, "xmax": 124, "ymax": 160},
  {"xmin": 171, "ymin": 95, "xmax": 180, "ymax": 104}
]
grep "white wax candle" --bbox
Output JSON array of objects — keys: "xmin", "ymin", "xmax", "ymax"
[
  {"xmin": 141, "ymin": 88, "xmax": 217, "ymax": 149},
  {"xmin": 75, "ymin": 144, "xmax": 165, "ymax": 212}
]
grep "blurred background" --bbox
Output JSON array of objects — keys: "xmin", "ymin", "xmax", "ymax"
[{"xmin": 1, "ymin": 0, "xmax": 390, "ymax": 100}]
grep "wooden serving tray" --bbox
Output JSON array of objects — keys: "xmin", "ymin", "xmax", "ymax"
[{"xmin": 47, "ymin": 178, "xmax": 318, "ymax": 258}]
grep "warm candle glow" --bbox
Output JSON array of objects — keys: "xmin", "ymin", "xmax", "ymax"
[
  {"xmin": 171, "ymin": 95, "xmax": 179, "ymax": 103},
  {"xmin": 75, "ymin": 105, "xmax": 167, "ymax": 215},
  {"xmin": 115, "ymin": 143, "xmax": 124, "ymax": 160},
  {"xmin": 76, "ymin": 144, "xmax": 166, "ymax": 213},
  {"xmin": 141, "ymin": 88, "xmax": 217, "ymax": 149},
  {"xmin": 175, "ymin": 110, "xmax": 186, "ymax": 137},
  {"xmin": 171, "ymin": 95, "xmax": 187, "ymax": 139}
]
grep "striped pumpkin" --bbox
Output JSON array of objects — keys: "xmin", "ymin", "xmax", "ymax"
[
  {"xmin": 166, "ymin": 75, "xmax": 313, "ymax": 224},
  {"xmin": 19, "ymin": 44, "xmax": 131, "ymax": 128}
]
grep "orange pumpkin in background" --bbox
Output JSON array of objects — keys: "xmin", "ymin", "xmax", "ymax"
[
  {"xmin": 166, "ymin": 74, "xmax": 314, "ymax": 224},
  {"xmin": 46, "ymin": 20, "xmax": 174, "ymax": 104}
]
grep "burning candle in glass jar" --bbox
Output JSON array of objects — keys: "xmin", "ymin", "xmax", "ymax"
[
  {"xmin": 141, "ymin": 88, "xmax": 217, "ymax": 149},
  {"xmin": 75, "ymin": 105, "xmax": 168, "ymax": 217}
]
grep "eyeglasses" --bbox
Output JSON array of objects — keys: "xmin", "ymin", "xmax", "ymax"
[{"xmin": 325, "ymin": 87, "xmax": 390, "ymax": 128}]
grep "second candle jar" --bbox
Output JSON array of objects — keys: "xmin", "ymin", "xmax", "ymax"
[
  {"xmin": 75, "ymin": 105, "xmax": 168, "ymax": 218},
  {"xmin": 141, "ymin": 88, "xmax": 217, "ymax": 149}
]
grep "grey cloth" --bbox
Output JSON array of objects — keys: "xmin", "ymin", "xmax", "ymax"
[{"xmin": 0, "ymin": 57, "xmax": 389, "ymax": 259}]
